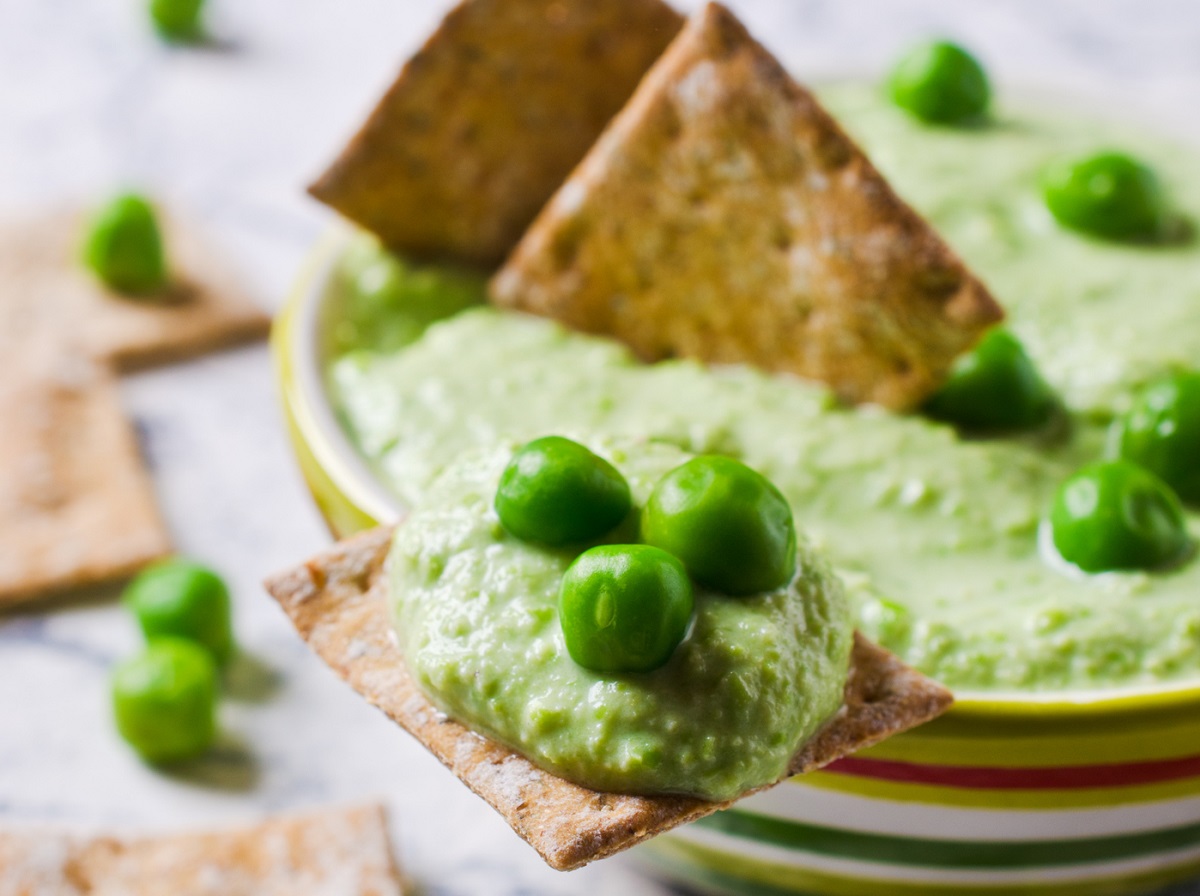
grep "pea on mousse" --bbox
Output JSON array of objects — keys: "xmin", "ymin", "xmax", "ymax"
[{"xmin": 331, "ymin": 74, "xmax": 1200, "ymax": 695}]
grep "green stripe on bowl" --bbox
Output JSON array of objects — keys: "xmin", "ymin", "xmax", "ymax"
[
  {"xmin": 696, "ymin": 809, "xmax": 1200, "ymax": 869},
  {"xmin": 642, "ymin": 836, "xmax": 1200, "ymax": 896}
]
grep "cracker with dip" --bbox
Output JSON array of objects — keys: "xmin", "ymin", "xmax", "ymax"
[
  {"xmin": 0, "ymin": 804, "xmax": 405, "ymax": 894},
  {"xmin": 270, "ymin": 0, "xmax": 1041, "ymax": 873},
  {"xmin": 265, "ymin": 526, "xmax": 950, "ymax": 871},
  {"xmin": 283, "ymin": 0, "xmax": 1200, "ymax": 889}
]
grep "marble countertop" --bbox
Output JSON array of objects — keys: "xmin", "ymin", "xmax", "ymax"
[{"xmin": 2, "ymin": 1, "xmax": 1198, "ymax": 893}]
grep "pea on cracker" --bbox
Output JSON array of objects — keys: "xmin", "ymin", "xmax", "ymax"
[
  {"xmin": 264, "ymin": 526, "xmax": 952, "ymax": 871},
  {"xmin": 491, "ymin": 2, "xmax": 1004, "ymax": 410},
  {"xmin": 308, "ymin": 0, "xmax": 684, "ymax": 269},
  {"xmin": 1, "ymin": 210, "xmax": 270, "ymax": 372},
  {"xmin": 0, "ymin": 208, "xmax": 269, "ymax": 606},
  {"xmin": 0, "ymin": 805, "xmax": 405, "ymax": 894}
]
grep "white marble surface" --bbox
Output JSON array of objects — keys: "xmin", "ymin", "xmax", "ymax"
[{"xmin": 1, "ymin": 1, "xmax": 1198, "ymax": 893}]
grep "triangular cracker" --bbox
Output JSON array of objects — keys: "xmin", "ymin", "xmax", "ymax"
[
  {"xmin": 308, "ymin": 0, "xmax": 684, "ymax": 268},
  {"xmin": 0, "ymin": 346, "xmax": 171, "ymax": 607},
  {"xmin": 491, "ymin": 2, "xmax": 1003, "ymax": 410},
  {"xmin": 264, "ymin": 526, "xmax": 952, "ymax": 871},
  {"xmin": 0, "ymin": 805, "xmax": 405, "ymax": 895},
  {"xmin": 0, "ymin": 210, "xmax": 270, "ymax": 372}
]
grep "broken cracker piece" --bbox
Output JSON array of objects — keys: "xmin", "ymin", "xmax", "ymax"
[
  {"xmin": 491, "ymin": 2, "xmax": 1003, "ymax": 410},
  {"xmin": 0, "ymin": 804, "xmax": 405, "ymax": 895},
  {"xmin": 264, "ymin": 526, "xmax": 952, "ymax": 871},
  {"xmin": 308, "ymin": 0, "xmax": 684, "ymax": 268},
  {"xmin": 0, "ymin": 210, "xmax": 270, "ymax": 372},
  {"xmin": 0, "ymin": 347, "xmax": 171, "ymax": 607}
]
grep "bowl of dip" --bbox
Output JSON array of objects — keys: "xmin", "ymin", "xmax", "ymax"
[{"xmin": 275, "ymin": 84, "xmax": 1200, "ymax": 895}]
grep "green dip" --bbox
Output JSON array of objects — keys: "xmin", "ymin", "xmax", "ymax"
[
  {"xmin": 389, "ymin": 440, "xmax": 851, "ymax": 800},
  {"xmin": 328, "ymin": 86, "xmax": 1200, "ymax": 695}
]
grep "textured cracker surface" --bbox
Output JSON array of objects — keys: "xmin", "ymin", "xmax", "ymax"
[
  {"xmin": 264, "ymin": 527, "xmax": 952, "ymax": 871},
  {"xmin": 308, "ymin": 0, "xmax": 684, "ymax": 268},
  {"xmin": 0, "ymin": 211, "xmax": 270, "ymax": 372},
  {"xmin": 0, "ymin": 804, "xmax": 405, "ymax": 895},
  {"xmin": 491, "ymin": 2, "xmax": 1004, "ymax": 410},
  {"xmin": 0, "ymin": 347, "xmax": 170, "ymax": 607},
  {"xmin": 0, "ymin": 209, "xmax": 269, "ymax": 605}
]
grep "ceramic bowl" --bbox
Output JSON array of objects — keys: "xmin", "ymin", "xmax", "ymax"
[{"xmin": 274, "ymin": 231, "xmax": 1200, "ymax": 896}]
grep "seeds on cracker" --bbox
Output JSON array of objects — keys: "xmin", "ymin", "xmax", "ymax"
[
  {"xmin": 490, "ymin": 1, "xmax": 1004, "ymax": 410},
  {"xmin": 0, "ymin": 805, "xmax": 405, "ymax": 894},
  {"xmin": 308, "ymin": 0, "xmax": 684, "ymax": 269},
  {"xmin": 264, "ymin": 526, "xmax": 952, "ymax": 871}
]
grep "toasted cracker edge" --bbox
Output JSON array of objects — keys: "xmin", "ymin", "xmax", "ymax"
[{"xmin": 264, "ymin": 526, "xmax": 952, "ymax": 871}]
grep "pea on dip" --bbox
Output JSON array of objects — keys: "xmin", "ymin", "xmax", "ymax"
[
  {"xmin": 329, "ymin": 85, "xmax": 1200, "ymax": 698},
  {"xmin": 389, "ymin": 439, "xmax": 851, "ymax": 800}
]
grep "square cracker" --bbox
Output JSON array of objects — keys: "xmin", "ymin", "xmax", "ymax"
[
  {"xmin": 0, "ymin": 804, "xmax": 405, "ymax": 895},
  {"xmin": 308, "ymin": 0, "xmax": 684, "ymax": 269},
  {"xmin": 491, "ymin": 2, "xmax": 1004, "ymax": 410},
  {"xmin": 264, "ymin": 526, "xmax": 952, "ymax": 871},
  {"xmin": 0, "ymin": 347, "xmax": 171, "ymax": 607},
  {"xmin": 0, "ymin": 210, "xmax": 270, "ymax": 372}
]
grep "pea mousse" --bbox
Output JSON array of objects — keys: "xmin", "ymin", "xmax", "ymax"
[
  {"xmin": 329, "ymin": 86, "xmax": 1200, "ymax": 694},
  {"xmin": 389, "ymin": 439, "xmax": 851, "ymax": 800}
]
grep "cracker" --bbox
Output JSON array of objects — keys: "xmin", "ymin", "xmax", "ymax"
[
  {"xmin": 0, "ymin": 346, "xmax": 171, "ymax": 607},
  {"xmin": 0, "ymin": 804, "xmax": 406, "ymax": 895},
  {"xmin": 0, "ymin": 210, "xmax": 270, "ymax": 372},
  {"xmin": 264, "ymin": 526, "xmax": 952, "ymax": 871},
  {"xmin": 490, "ymin": 2, "xmax": 1004, "ymax": 410},
  {"xmin": 308, "ymin": 0, "xmax": 684, "ymax": 268}
]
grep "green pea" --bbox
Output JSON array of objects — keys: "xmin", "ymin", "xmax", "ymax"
[
  {"xmin": 495, "ymin": 437, "xmax": 631, "ymax": 546},
  {"xmin": 559, "ymin": 545, "xmax": 694, "ymax": 674},
  {"xmin": 887, "ymin": 40, "xmax": 990, "ymax": 125},
  {"xmin": 1042, "ymin": 151, "xmax": 1167, "ymax": 241},
  {"xmin": 642, "ymin": 456, "xmax": 796, "ymax": 596},
  {"xmin": 112, "ymin": 638, "xmax": 217, "ymax": 764},
  {"xmin": 923, "ymin": 328, "xmax": 1056, "ymax": 431},
  {"xmin": 82, "ymin": 194, "xmax": 169, "ymax": 296},
  {"xmin": 1113, "ymin": 372, "xmax": 1200, "ymax": 504},
  {"xmin": 123, "ymin": 560, "xmax": 234, "ymax": 665},
  {"xmin": 1049, "ymin": 460, "xmax": 1190, "ymax": 573},
  {"xmin": 149, "ymin": 0, "xmax": 205, "ymax": 42}
]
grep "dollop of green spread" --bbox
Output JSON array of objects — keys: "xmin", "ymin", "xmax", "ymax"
[
  {"xmin": 388, "ymin": 440, "xmax": 852, "ymax": 800},
  {"xmin": 329, "ymin": 86, "xmax": 1200, "ymax": 695}
]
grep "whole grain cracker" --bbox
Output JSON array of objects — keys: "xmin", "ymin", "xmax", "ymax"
[
  {"xmin": 264, "ymin": 526, "xmax": 952, "ymax": 871},
  {"xmin": 308, "ymin": 0, "xmax": 684, "ymax": 269},
  {"xmin": 0, "ymin": 210, "xmax": 270, "ymax": 372},
  {"xmin": 0, "ymin": 208, "xmax": 270, "ymax": 605},
  {"xmin": 491, "ymin": 2, "xmax": 1004, "ymax": 410},
  {"xmin": 0, "ymin": 805, "xmax": 405, "ymax": 895},
  {"xmin": 0, "ymin": 346, "xmax": 170, "ymax": 607}
]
